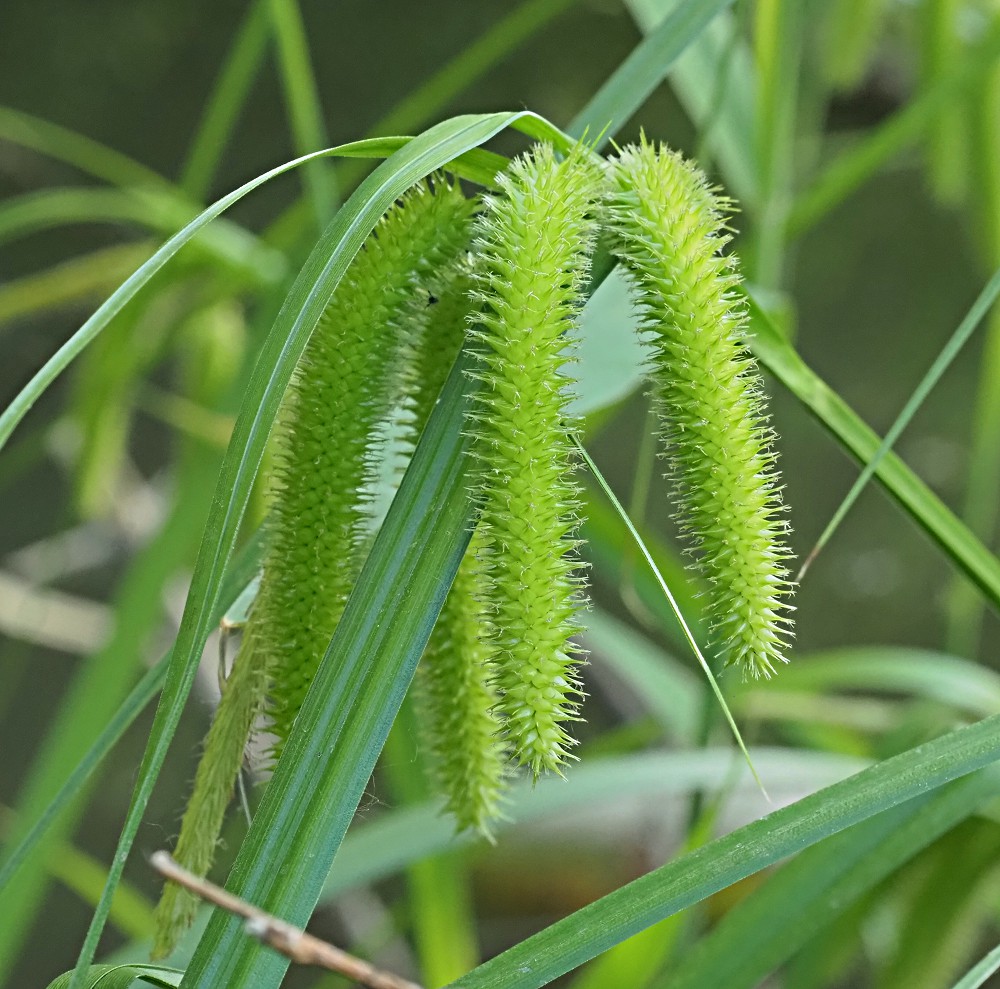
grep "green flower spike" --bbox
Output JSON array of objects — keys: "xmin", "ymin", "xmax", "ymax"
[
  {"xmin": 604, "ymin": 140, "xmax": 794, "ymax": 679},
  {"xmin": 470, "ymin": 142, "xmax": 602, "ymax": 777},
  {"xmin": 263, "ymin": 177, "xmax": 477, "ymax": 738},
  {"xmin": 153, "ymin": 177, "xmax": 475, "ymax": 956},
  {"xmin": 404, "ymin": 257, "xmax": 509, "ymax": 836}
]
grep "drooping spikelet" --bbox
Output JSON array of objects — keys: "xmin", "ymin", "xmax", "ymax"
[
  {"xmin": 419, "ymin": 528, "xmax": 507, "ymax": 834},
  {"xmin": 262, "ymin": 176, "xmax": 477, "ymax": 738},
  {"xmin": 403, "ymin": 257, "xmax": 509, "ymax": 835},
  {"xmin": 153, "ymin": 177, "xmax": 475, "ymax": 956},
  {"xmin": 470, "ymin": 143, "xmax": 602, "ymax": 777},
  {"xmin": 603, "ymin": 139, "xmax": 793, "ymax": 678}
]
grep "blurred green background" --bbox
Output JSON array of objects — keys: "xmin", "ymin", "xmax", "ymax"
[{"xmin": 2, "ymin": 1, "xmax": 1000, "ymax": 986}]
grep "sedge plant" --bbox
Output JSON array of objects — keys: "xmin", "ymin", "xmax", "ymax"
[
  {"xmin": 8, "ymin": 5, "xmax": 1000, "ymax": 989},
  {"xmin": 152, "ymin": 135, "xmax": 793, "ymax": 955}
]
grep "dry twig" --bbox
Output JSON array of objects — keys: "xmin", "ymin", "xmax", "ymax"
[{"xmin": 150, "ymin": 850, "xmax": 423, "ymax": 989}]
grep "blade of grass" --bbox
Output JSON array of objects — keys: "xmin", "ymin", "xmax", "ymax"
[
  {"xmin": 568, "ymin": 0, "xmax": 734, "ymax": 146},
  {"xmin": 0, "ymin": 243, "xmax": 153, "ymax": 327},
  {"xmin": 750, "ymin": 0, "xmax": 803, "ymax": 288},
  {"xmin": 0, "ymin": 188, "xmax": 159, "ymax": 244},
  {"xmin": 267, "ymin": 0, "xmax": 336, "ymax": 224},
  {"xmin": 180, "ymin": 0, "xmax": 270, "ymax": 199},
  {"xmin": 0, "ymin": 106, "xmax": 173, "ymax": 191},
  {"xmin": 62, "ymin": 111, "xmax": 567, "ymax": 989},
  {"xmin": 179, "ymin": 341, "xmax": 481, "ymax": 988},
  {"xmin": 745, "ymin": 290, "xmax": 1000, "ymax": 612},
  {"xmin": 659, "ymin": 769, "xmax": 1000, "ymax": 989},
  {"xmin": 0, "ymin": 187, "xmax": 285, "ymax": 285},
  {"xmin": 452, "ymin": 712, "xmax": 1000, "ymax": 989},
  {"xmin": 48, "ymin": 965, "xmax": 183, "ymax": 989},
  {"xmin": 738, "ymin": 646, "xmax": 1000, "ymax": 719},
  {"xmin": 575, "ymin": 437, "xmax": 764, "ymax": 794},
  {"xmin": 798, "ymin": 265, "xmax": 1000, "ymax": 580},
  {"xmin": 947, "ymin": 310, "xmax": 1000, "ymax": 656},
  {"xmin": 950, "ymin": 940, "xmax": 1000, "ymax": 989}
]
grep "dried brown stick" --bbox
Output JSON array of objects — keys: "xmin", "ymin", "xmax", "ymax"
[{"xmin": 150, "ymin": 850, "xmax": 423, "ymax": 989}]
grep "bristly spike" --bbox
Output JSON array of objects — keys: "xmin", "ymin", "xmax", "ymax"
[
  {"xmin": 262, "ymin": 176, "xmax": 478, "ymax": 738},
  {"xmin": 153, "ymin": 176, "xmax": 476, "ymax": 956},
  {"xmin": 401, "ymin": 253, "xmax": 511, "ymax": 836},
  {"xmin": 469, "ymin": 142, "xmax": 602, "ymax": 777},
  {"xmin": 603, "ymin": 139, "xmax": 794, "ymax": 679}
]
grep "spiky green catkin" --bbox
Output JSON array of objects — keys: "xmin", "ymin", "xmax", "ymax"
[
  {"xmin": 153, "ymin": 178, "xmax": 475, "ymax": 955},
  {"xmin": 470, "ymin": 143, "xmax": 601, "ymax": 777},
  {"xmin": 151, "ymin": 627, "xmax": 267, "ymax": 957},
  {"xmin": 403, "ymin": 258, "xmax": 509, "ymax": 835},
  {"xmin": 604, "ymin": 140, "xmax": 793, "ymax": 679},
  {"xmin": 419, "ymin": 529, "xmax": 507, "ymax": 834},
  {"xmin": 261, "ymin": 176, "xmax": 477, "ymax": 739}
]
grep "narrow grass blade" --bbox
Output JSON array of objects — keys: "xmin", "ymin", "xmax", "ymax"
[
  {"xmin": 267, "ymin": 0, "xmax": 336, "ymax": 223},
  {"xmin": 0, "ymin": 243, "xmax": 152, "ymax": 327},
  {"xmin": 947, "ymin": 306, "xmax": 1000, "ymax": 656},
  {"xmin": 949, "ymin": 941, "xmax": 1000, "ymax": 989},
  {"xmin": 799, "ymin": 265, "xmax": 1000, "ymax": 579},
  {"xmin": 575, "ymin": 439, "xmax": 764, "ymax": 794},
  {"xmin": 452, "ymin": 713, "xmax": 1000, "ymax": 989},
  {"xmin": 0, "ymin": 188, "xmax": 150, "ymax": 244},
  {"xmin": 745, "ymin": 291, "xmax": 1000, "ymax": 612},
  {"xmin": 181, "ymin": 0, "xmax": 270, "ymax": 199},
  {"xmin": 568, "ymin": 0, "xmax": 734, "ymax": 145},
  {"xmin": 660, "ymin": 769, "xmax": 1000, "ymax": 989},
  {"xmin": 739, "ymin": 646, "xmax": 1000, "ymax": 718},
  {"xmin": 0, "ymin": 106, "xmax": 173, "ymax": 191},
  {"xmin": 62, "ymin": 111, "xmax": 562, "ymax": 989},
  {"xmin": 750, "ymin": 0, "xmax": 803, "ymax": 288}
]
